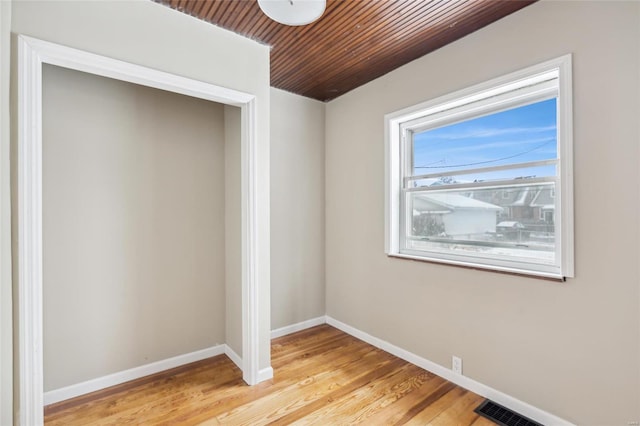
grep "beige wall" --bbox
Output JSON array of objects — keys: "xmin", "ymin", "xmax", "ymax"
[
  {"xmin": 270, "ymin": 88, "xmax": 326, "ymax": 329},
  {"xmin": 224, "ymin": 105, "xmax": 242, "ymax": 357},
  {"xmin": 0, "ymin": 0, "xmax": 12, "ymax": 423},
  {"xmin": 42, "ymin": 65, "xmax": 227, "ymax": 391},
  {"xmin": 325, "ymin": 1, "xmax": 640, "ymax": 424}
]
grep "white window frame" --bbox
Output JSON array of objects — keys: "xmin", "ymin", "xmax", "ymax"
[{"xmin": 384, "ymin": 55, "xmax": 574, "ymax": 279}]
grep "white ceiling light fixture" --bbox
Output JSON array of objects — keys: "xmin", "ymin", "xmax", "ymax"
[{"xmin": 257, "ymin": 0, "xmax": 326, "ymax": 26}]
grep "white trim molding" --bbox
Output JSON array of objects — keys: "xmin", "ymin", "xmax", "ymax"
[
  {"xmin": 257, "ymin": 367, "xmax": 274, "ymax": 383},
  {"xmin": 271, "ymin": 316, "xmax": 327, "ymax": 339},
  {"xmin": 224, "ymin": 345, "xmax": 243, "ymax": 371},
  {"xmin": 18, "ymin": 33, "xmax": 45, "ymax": 426},
  {"xmin": 241, "ymin": 96, "xmax": 260, "ymax": 386},
  {"xmin": 43, "ymin": 345, "xmax": 226, "ymax": 406},
  {"xmin": 325, "ymin": 316, "xmax": 574, "ymax": 426},
  {"xmin": 17, "ymin": 35, "xmax": 270, "ymax": 425}
]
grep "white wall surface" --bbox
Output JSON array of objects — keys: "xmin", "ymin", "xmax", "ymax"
[
  {"xmin": 270, "ymin": 88, "xmax": 326, "ymax": 329},
  {"xmin": 10, "ymin": 0, "xmax": 271, "ymax": 413},
  {"xmin": 325, "ymin": 1, "xmax": 640, "ymax": 424},
  {"xmin": 42, "ymin": 65, "xmax": 227, "ymax": 391},
  {"xmin": 0, "ymin": 1, "xmax": 12, "ymax": 423}
]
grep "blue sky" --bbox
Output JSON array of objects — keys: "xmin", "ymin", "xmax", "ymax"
[{"xmin": 413, "ymin": 98, "xmax": 557, "ymax": 183}]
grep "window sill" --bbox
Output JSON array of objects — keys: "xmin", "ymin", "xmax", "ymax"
[{"xmin": 387, "ymin": 252, "xmax": 566, "ymax": 282}]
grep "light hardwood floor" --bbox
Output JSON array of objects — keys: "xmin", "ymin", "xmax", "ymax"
[{"xmin": 44, "ymin": 325, "xmax": 496, "ymax": 425}]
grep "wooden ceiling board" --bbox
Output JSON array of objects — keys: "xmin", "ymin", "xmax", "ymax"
[
  {"xmin": 271, "ymin": 1, "xmax": 402, "ymax": 81},
  {"xmin": 285, "ymin": 2, "xmax": 475, "ymax": 97},
  {"xmin": 157, "ymin": 0, "xmax": 536, "ymax": 101},
  {"xmin": 277, "ymin": 1, "xmax": 469, "ymax": 93},
  {"xmin": 309, "ymin": 4, "xmax": 512, "ymax": 100},
  {"xmin": 191, "ymin": 1, "xmax": 209, "ymax": 17}
]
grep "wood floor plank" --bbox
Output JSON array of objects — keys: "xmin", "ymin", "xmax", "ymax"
[
  {"xmin": 265, "ymin": 356, "xmax": 407, "ymax": 425},
  {"xmin": 331, "ymin": 368, "xmax": 439, "ymax": 425},
  {"xmin": 47, "ymin": 360, "xmax": 242, "ymax": 426},
  {"xmin": 160, "ymin": 344, "xmax": 386, "ymax": 424},
  {"xmin": 44, "ymin": 325, "xmax": 488, "ymax": 425},
  {"xmin": 402, "ymin": 385, "xmax": 468, "ymax": 425},
  {"xmin": 471, "ymin": 414, "xmax": 499, "ymax": 426},
  {"xmin": 211, "ymin": 351, "xmax": 398, "ymax": 425},
  {"xmin": 287, "ymin": 364, "xmax": 430, "ymax": 425},
  {"xmin": 362, "ymin": 373, "xmax": 448, "ymax": 425},
  {"xmin": 428, "ymin": 390, "xmax": 484, "ymax": 426},
  {"xmin": 147, "ymin": 346, "xmax": 384, "ymax": 424},
  {"xmin": 44, "ymin": 355, "xmax": 232, "ymax": 418},
  {"xmin": 48, "ymin": 360, "xmax": 246, "ymax": 425}
]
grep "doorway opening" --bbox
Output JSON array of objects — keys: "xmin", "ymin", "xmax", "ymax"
[{"xmin": 17, "ymin": 35, "xmax": 270, "ymax": 425}]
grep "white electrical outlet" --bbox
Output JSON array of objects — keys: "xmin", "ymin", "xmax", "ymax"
[{"xmin": 452, "ymin": 356, "xmax": 463, "ymax": 374}]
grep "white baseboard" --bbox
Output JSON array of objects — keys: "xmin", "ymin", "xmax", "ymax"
[
  {"xmin": 224, "ymin": 346, "xmax": 273, "ymax": 382},
  {"xmin": 43, "ymin": 345, "xmax": 226, "ymax": 406},
  {"xmin": 224, "ymin": 345, "xmax": 243, "ymax": 370},
  {"xmin": 45, "ymin": 315, "xmax": 567, "ymax": 426},
  {"xmin": 43, "ymin": 315, "xmax": 326, "ymax": 406},
  {"xmin": 42, "ymin": 315, "xmax": 323, "ymax": 406},
  {"xmin": 271, "ymin": 316, "xmax": 327, "ymax": 339},
  {"xmin": 257, "ymin": 366, "xmax": 274, "ymax": 382},
  {"xmin": 325, "ymin": 316, "xmax": 574, "ymax": 426}
]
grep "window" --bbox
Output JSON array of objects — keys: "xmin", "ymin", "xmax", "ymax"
[{"xmin": 385, "ymin": 56, "xmax": 573, "ymax": 279}]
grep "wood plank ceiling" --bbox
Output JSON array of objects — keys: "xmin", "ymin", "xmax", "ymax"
[{"xmin": 158, "ymin": 0, "xmax": 536, "ymax": 102}]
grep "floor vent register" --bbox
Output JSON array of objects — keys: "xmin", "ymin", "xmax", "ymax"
[{"xmin": 475, "ymin": 399, "xmax": 543, "ymax": 426}]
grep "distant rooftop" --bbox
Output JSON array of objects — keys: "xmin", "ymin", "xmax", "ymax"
[{"xmin": 415, "ymin": 193, "xmax": 503, "ymax": 211}]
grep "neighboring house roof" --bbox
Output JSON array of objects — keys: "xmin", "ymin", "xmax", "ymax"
[
  {"xmin": 510, "ymin": 188, "xmax": 529, "ymax": 206},
  {"xmin": 530, "ymin": 188, "xmax": 555, "ymax": 209},
  {"xmin": 467, "ymin": 185, "xmax": 555, "ymax": 210},
  {"xmin": 414, "ymin": 193, "xmax": 503, "ymax": 212},
  {"xmin": 468, "ymin": 188, "xmax": 523, "ymax": 206},
  {"xmin": 497, "ymin": 221, "xmax": 526, "ymax": 229}
]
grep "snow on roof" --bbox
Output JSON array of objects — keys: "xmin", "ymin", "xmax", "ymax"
[
  {"xmin": 510, "ymin": 188, "xmax": 531, "ymax": 206},
  {"xmin": 415, "ymin": 193, "xmax": 503, "ymax": 211},
  {"xmin": 530, "ymin": 188, "xmax": 555, "ymax": 208},
  {"xmin": 497, "ymin": 221, "xmax": 525, "ymax": 228}
]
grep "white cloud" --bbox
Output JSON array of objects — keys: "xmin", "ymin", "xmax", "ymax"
[
  {"xmin": 417, "ymin": 136, "xmax": 556, "ymax": 155},
  {"xmin": 420, "ymin": 125, "xmax": 557, "ymax": 141}
]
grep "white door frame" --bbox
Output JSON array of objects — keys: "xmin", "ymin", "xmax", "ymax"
[{"xmin": 17, "ymin": 35, "xmax": 266, "ymax": 425}]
